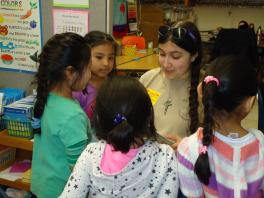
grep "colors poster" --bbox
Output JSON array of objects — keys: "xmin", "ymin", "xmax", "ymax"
[{"xmin": 0, "ymin": 0, "xmax": 42, "ymax": 73}]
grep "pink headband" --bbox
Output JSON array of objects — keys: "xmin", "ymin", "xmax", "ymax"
[{"xmin": 204, "ymin": 76, "xmax": 220, "ymax": 87}]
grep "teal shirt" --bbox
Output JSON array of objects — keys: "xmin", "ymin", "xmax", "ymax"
[{"xmin": 31, "ymin": 93, "xmax": 91, "ymax": 198}]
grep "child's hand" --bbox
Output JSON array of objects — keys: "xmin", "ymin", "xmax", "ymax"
[{"xmin": 163, "ymin": 134, "xmax": 182, "ymax": 151}]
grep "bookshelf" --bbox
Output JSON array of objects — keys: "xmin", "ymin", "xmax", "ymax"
[
  {"xmin": 0, "ymin": 130, "xmax": 33, "ymax": 151},
  {"xmin": 0, "ymin": 130, "xmax": 32, "ymax": 191}
]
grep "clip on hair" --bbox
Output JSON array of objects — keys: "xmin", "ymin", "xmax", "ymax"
[
  {"xmin": 204, "ymin": 76, "xmax": 220, "ymax": 87},
  {"xmin": 199, "ymin": 145, "xmax": 208, "ymax": 155},
  {"xmin": 113, "ymin": 113, "xmax": 126, "ymax": 125}
]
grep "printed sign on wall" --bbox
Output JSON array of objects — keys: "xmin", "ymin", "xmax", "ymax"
[
  {"xmin": 53, "ymin": 0, "xmax": 89, "ymax": 8},
  {"xmin": 0, "ymin": 0, "xmax": 42, "ymax": 73},
  {"xmin": 53, "ymin": 9, "xmax": 89, "ymax": 36}
]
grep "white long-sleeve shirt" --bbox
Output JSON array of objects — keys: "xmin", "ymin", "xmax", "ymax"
[{"xmin": 60, "ymin": 140, "xmax": 179, "ymax": 198}]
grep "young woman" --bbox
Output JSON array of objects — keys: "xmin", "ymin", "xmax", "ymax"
[{"xmin": 140, "ymin": 21, "xmax": 202, "ymax": 148}]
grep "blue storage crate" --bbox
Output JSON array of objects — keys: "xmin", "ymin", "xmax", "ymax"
[
  {"xmin": 4, "ymin": 112, "xmax": 33, "ymax": 138},
  {"xmin": 3, "ymin": 95, "xmax": 35, "ymax": 138},
  {"xmin": 0, "ymin": 88, "xmax": 25, "ymax": 132},
  {"xmin": 5, "ymin": 118, "xmax": 33, "ymax": 138},
  {"xmin": 0, "ymin": 88, "xmax": 25, "ymax": 106}
]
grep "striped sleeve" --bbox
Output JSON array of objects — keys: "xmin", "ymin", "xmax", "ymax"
[{"xmin": 176, "ymin": 137, "xmax": 204, "ymax": 198}]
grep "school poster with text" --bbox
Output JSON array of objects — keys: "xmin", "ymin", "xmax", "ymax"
[
  {"xmin": 0, "ymin": 0, "xmax": 42, "ymax": 73},
  {"xmin": 53, "ymin": 9, "xmax": 89, "ymax": 36}
]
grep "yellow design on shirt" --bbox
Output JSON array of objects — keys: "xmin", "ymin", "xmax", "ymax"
[{"xmin": 147, "ymin": 88, "xmax": 160, "ymax": 105}]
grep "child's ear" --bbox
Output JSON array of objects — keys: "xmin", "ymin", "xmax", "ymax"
[
  {"xmin": 197, "ymin": 82, "xmax": 203, "ymax": 99},
  {"xmin": 244, "ymin": 96, "xmax": 256, "ymax": 112},
  {"xmin": 65, "ymin": 66, "xmax": 77, "ymax": 87},
  {"xmin": 64, "ymin": 65, "xmax": 75, "ymax": 80},
  {"xmin": 191, "ymin": 52, "xmax": 198, "ymax": 62}
]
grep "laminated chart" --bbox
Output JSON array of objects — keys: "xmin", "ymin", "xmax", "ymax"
[
  {"xmin": 0, "ymin": 0, "xmax": 42, "ymax": 72},
  {"xmin": 52, "ymin": 9, "xmax": 89, "ymax": 36}
]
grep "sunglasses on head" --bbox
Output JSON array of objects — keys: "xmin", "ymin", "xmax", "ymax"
[{"xmin": 158, "ymin": 25, "xmax": 196, "ymax": 42}]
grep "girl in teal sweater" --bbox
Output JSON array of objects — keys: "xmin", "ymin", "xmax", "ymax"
[{"xmin": 31, "ymin": 32, "xmax": 92, "ymax": 198}]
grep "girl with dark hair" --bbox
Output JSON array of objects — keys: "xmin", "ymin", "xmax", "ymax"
[
  {"xmin": 73, "ymin": 30, "xmax": 117, "ymax": 120},
  {"xmin": 31, "ymin": 32, "xmax": 92, "ymax": 198},
  {"xmin": 140, "ymin": 21, "xmax": 202, "ymax": 149},
  {"xmin": 60, "ymin": 76, "xmax": 179, "ymax": 197},
  {"xmin": 177, "ymin": 55, "xmax": 264, "ymax": 197}
]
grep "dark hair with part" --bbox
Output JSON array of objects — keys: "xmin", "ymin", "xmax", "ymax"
[
  {"xmin": 238, "ymin": 20, "xmax": 249, "ymax": 29},
  {"xmin": 158, "ymin": 21, "xmax": 202, "ymax": 135},
  {"xmin": 33, "ymin": 32, "xmax": 91, "ymax": 134},
  {"xmin": 93, "ymin": 76, "xmax": 157, "ymax": 153},
  {"xmin": 84, "ymin": 31, "xmax": 117, "ymax": 75},
  {"xmin": 194, "ymin": 55, "xmax": 258, "ymax": 185}
]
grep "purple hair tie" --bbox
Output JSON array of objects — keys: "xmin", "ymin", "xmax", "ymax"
[{"xmin": 113, "ymin": 113, "xmax": 126, "ymax": 125}]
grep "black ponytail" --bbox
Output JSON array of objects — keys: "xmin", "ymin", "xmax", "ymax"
[
  {"xmin": 189, "ymin": 62, "xmax": 200, "ymax": 134},
  {"xmin": 108, "ymin": 120, "xmax": 134, "ymax": 153},
  {"xmin": 32, "ymin": 63, "xmax": 50, "ymax": 134},
  {"xmin": 194, "ymin": 82, "xmax": 216, "ymax": 185}
]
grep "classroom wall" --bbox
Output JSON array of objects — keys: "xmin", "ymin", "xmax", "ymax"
[
  {"xmin": 194, "ymin": 6, "xmax": 264, "ymax": 31},
  {"xmin": 0, "ymin": 0, "xmax": 107, "ymax": 94}
]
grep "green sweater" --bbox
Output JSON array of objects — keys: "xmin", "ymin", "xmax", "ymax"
[{"xmin": 31, "ymin": 93, "xmax": 91, "ymax": 198}]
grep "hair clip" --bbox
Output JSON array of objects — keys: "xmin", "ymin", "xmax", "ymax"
[
  {"xmin": 113, "ymin": 113, "xmax": 126, "ymax": 125},
  {"xmin": 204, "ymin": 75, "xmax": 220, "ymax": 87},
  {"xmin": 199, "ymin": 145, "xmax": 208, "ymax": 155}
]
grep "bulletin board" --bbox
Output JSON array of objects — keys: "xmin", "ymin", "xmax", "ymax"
[{"xmin": 0, "ymin": 0, "xmax": 42, "ymax": 73}]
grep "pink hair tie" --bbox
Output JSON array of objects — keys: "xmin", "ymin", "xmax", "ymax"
[
  {"xmin": 199, "ymin": 145, "xmax": 208, "ymax": 155},
  {"xmin": 204, "ymin": 76, "xmax": 220, "ymax": 87}
]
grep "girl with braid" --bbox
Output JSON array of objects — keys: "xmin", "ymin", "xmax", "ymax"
[
  {"xmin": 177, "ymin": 55, "xmax": 264, "ymax": 197},
  {"xmin": 140, "ymin": 21, "xmax": 202, "ymax": 149},
  {"xmin": 31, "ymin": 32, "xmax": 92, "ymax": 198}
]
